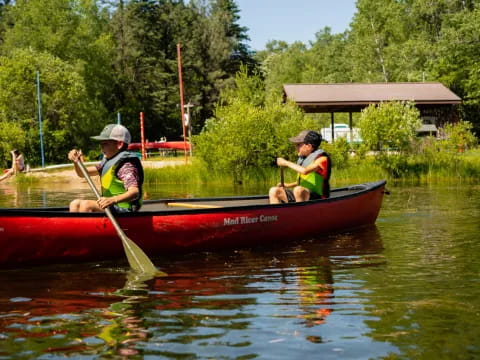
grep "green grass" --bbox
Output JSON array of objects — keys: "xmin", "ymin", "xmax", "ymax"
[
  {"xmin": 19, "ymin": 148, "xmax": 480, "ymax": 188},
  {"xmin": 145, "ymin": 150, "xmax": 480, "ymax": 188}
]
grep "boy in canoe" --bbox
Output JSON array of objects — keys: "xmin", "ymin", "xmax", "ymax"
[
  {"xmin": 68, "ymin": 124, "xmax": 144, "ymax": 213},
  {"xmin": 269, "ymin": 130, "xmax": 331, "ymax": 204}
]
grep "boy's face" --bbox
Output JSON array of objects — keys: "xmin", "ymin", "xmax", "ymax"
[
  {"xmin": 295, "ymin": 142, "xmax": 313, "ymax": 157},
  {"xmin": 100, "ymin": 140, "xmax": 122, "ymax": 159}
]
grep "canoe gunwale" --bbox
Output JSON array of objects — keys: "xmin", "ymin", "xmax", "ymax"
[{"xmin": 0, "ymin": 180, "xmax": 386, "ymax": 218}]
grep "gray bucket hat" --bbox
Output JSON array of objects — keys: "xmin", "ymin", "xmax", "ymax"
[{"xmin": 91, "ymin": 124, "xmax": 131, "ymax": 144}]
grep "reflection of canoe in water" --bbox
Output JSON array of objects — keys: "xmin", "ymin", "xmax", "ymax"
[
  {"xmin": 0, "ymin": 180, "xmax": 386, "ymax": 268},
  {"xmin": 128, "ymin": 141, "xmax": 190, "ymax": 151}
]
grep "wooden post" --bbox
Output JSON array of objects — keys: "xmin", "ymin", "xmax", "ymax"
[
  {"xmin": 177, "ymin": 44, "xmax": 187, "ymax": 164},
  {"xmin": 330, "ymin": 112, "xmax": 335, "ymax": 142}
]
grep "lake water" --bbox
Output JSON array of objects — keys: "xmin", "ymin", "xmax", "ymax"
[{"xmin": 0, "ymin": 181, "xmax": 479, "ymax": 359}]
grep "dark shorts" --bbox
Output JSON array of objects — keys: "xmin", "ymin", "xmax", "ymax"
[
  {"xmin": 284, "ymin": 189, "xmax": 321, "ymax": 203},
  {"xmin": 111, "ymin": 204, "xmax": 139, "ymax": 213}
]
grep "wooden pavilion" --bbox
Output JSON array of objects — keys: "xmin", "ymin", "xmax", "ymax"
[{"xmin": 283, "ymin": 82, "xmax": 462, "ymax": 141}]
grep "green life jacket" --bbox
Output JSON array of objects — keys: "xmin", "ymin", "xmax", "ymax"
[
  {"xmin": 297, "ymin": 149, "xmax": 331, "ymax": 198},
  {"xmin": 99, "ymin": 151, "xmax": 144, "ymax": 210}
]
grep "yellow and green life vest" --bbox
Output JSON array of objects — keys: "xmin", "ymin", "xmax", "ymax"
[
  {"xmin": 99, "ymin": 151, "xmax": 143, "ymax": 210},
  {"xmin": 297, "ymin": 149, "xmax": 331, "ymax": 198}
]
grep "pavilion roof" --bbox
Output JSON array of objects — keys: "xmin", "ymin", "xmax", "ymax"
[{"xmin": 283, "ymin": 82, "xmax": 462, "ymax": 112}]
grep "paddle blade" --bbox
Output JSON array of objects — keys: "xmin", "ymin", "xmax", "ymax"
[{"xmin": 120, "ymin": 235, "xmax": 167, "ymax": 277}]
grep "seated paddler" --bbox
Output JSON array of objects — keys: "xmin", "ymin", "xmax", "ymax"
[
  {"xmin": 269, "ymin": 130, "xmax": 331, "ymax": 204},
  {"xmin": 67, "ymin": 124, "xmax": 144, "ymax": 213}
]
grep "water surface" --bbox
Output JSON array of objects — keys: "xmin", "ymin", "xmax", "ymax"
[{"xmin": 0, "ymin": 181, "xmax": 479, "ymax": 359}]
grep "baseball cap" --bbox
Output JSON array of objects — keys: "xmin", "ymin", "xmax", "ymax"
[
  {"xmin": 91, "ymin": 124, "xmax": 131, "ymax": 144},
  {"xmin": 289, "ymin": 130, "xmax": 322, "ymax": 148}
]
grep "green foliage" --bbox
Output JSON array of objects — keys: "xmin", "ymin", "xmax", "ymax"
[
  {"xmin": 322, "ymin": 137, "xmax": 350, "ymax": 170},
  {"xmin": 358, "ymin": 101, "xmax": 422, "ymax": 152},
  {"xmin": 0, "ymin": 121, "xmax": 25, "ymax": 168},
  {"xmin": 0, "ymin": 49, "xmax": 101, "ymax": 166},
  {"xmin": 440, "ymin": 121, "xmax": 477, "ymax": 152},
  {"xmin": 0, "ymin": 0, "xmax": 479, "ymax": 171},
  {"xmin": 195, "ymin": 70, "xmax": 316, "ymax": 183},
  {"xmin": 0, "ymin": 0, "xmax": 254, "ymax": 163},
  {"xmin": 108, "ymin": 0, "xmax": 254, "ymax": 140},
  {"xmin": 374, "ymin": 153, "xmax": 411, "ymax": 178}
]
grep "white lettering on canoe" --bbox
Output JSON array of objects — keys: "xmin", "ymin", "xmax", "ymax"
[
  {"xmin": 223, "ymin": 215, "xmax": 278, "ymax": 226},
  {"xmin": 0, "ymin": 227, "xmax": 3, "ymax": 232},
  {"xmin": 260, "ymin": 215, "xmax": 278, "ymax": 222},
  {"xmin": 224, "ymin": 217, "xmax": 239, "ymax": 225}
]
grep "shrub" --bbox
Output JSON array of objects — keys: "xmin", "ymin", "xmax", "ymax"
[
  {"xmin": 194, "ymin": 69, "xmax": 316, "ymax": 183},
  {"xmin": 358, "ymin": 101, "xmax": 421, "ymax": 152}
]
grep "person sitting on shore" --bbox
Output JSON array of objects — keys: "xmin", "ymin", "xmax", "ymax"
[
  {"xmin": 0, "ymin": 150, "xmax": 25, "ymax": 182},
  {"xmin": 269, "ymin": 130, "xmax": 331, "ymax": 204},
  {"xmin": 67, "ymin": 124, "xmax": 144, "ymax": 213}
]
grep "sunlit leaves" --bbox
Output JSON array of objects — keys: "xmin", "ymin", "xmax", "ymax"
[
  {"xmin": 358, "ymin": 101, "xmax": 421, "ymax": 152},
  {"xmin": 195, "ymin": 70, "xmax": 316, "ymax": 182}
]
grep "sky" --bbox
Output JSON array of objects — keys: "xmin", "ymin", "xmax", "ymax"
[{"xmin": 235, "ymin": 0, "xmax": 358, "ymax": 51}]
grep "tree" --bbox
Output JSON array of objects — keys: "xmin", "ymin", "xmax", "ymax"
[
  {"xmin": 347, "ymin": 0, "xmax": 407, "ymax": 82},
  {"xmin": 0, "ymin": 0, "xmax": 113, "ymax": 122},
  {"xmin": 430, "ymin": 8, "xmax": 480, "ymax": 105},
  {"xmin": 260, "ymin": 41, "xmax": 308, "ymax": 97},
  {"xmin": 303, "ymin": 27, "xmax": 351, "ymax": 83},
  {"xmin": 0, "ymin": 49, "xmax": 100, "ymax": 166}
]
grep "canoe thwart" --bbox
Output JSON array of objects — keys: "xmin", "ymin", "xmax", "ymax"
[{"xmin": 166, "ymin": 202, "xmax": 222, "ymax": 209}]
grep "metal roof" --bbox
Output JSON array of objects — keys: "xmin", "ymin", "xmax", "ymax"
[{"xmin": 283, "ymin": 82, "xmax": 462, "ymax": 112}]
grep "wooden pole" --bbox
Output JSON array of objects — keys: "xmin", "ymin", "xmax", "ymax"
[
  {"xmin": 177, "ymin": 44, "xmax": 187, "ymax": 164},
  {"xmin": 330, "ymin": 112, "xmax": 335, "ymax": 142}
]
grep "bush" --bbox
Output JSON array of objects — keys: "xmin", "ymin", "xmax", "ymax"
[
  {"xmin": 439, "ymin": 121, "xmax": 477, "ymax": 153},
  {"xmin": 358, "ymin": 101, "xmax": 421, "ymax": 152},
  {"xmin": 194, "ymin": 69, "xmax": 317, "ymax": 183},
  {"xmin": 322, "ymin": 137, "xmax": 350, "ymax": 169}
]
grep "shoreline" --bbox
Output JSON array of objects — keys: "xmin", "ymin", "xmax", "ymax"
[{"xmin": 11, "ymin": 159, "xmax": 184, "ymax": 186}]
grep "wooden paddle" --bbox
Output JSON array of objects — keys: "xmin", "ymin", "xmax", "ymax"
[
  {"xmin": 75, "ymin": 159, "xmax": 165, "ymax": 277},
  {"xmin": 280, "ymin": 167, "xmax": 285, "ymax": 187}
]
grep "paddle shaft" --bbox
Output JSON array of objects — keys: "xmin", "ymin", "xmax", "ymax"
[
  {"xmin": 74, "ymin": 159, "xmax": 161, "ymax": 276},
  {"xmin": 75, "ymin": 160, "xmax": 119, "ymax": 230},
  {"xmin": 280, "ymin": 167, "xmax": 285, "ymax": 187}
]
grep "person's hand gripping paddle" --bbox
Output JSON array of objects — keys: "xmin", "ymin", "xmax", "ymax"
[{"xmin": 74, "ymin": 158, "xmax": 166, "ymax": 277}]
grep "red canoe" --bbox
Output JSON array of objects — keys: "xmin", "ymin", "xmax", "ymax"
[
  {"xmin": 0, "ymin": 180, "xmax": 386, "ymax": 268},
  {"xmin": 128, "ymin": 141, "xmax": 190, "ymax": 151}
]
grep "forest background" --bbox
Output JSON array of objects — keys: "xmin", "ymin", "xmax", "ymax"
[{"xmin": 0, "ymin": 0, "xmax": 479, "ymax": 177}]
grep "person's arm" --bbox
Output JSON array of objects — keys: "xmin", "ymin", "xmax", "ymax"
[
  {"xmin": 68, "ymin": 149, "xmax": 98, "ymax": 178},
  {"xmin": 277, "ymin": 157, "xmax": 320, "ymax": 176},
  {"xmin": 97, "ymin": 186, "xmax": 139, "ymax": 209}
]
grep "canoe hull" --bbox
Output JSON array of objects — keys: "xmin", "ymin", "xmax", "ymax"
[{"xmin": 0, "ymin": 180, "xmax": 386, "ymax": 268}]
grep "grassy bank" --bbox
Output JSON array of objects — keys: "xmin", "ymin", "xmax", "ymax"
[
  {"xmin": 9, "ymin": 150, "xmax": 479, "ymax": 188},
  {"xmin": 144, "ymin": 151, "xmax": 480, "ymax": 188}
]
